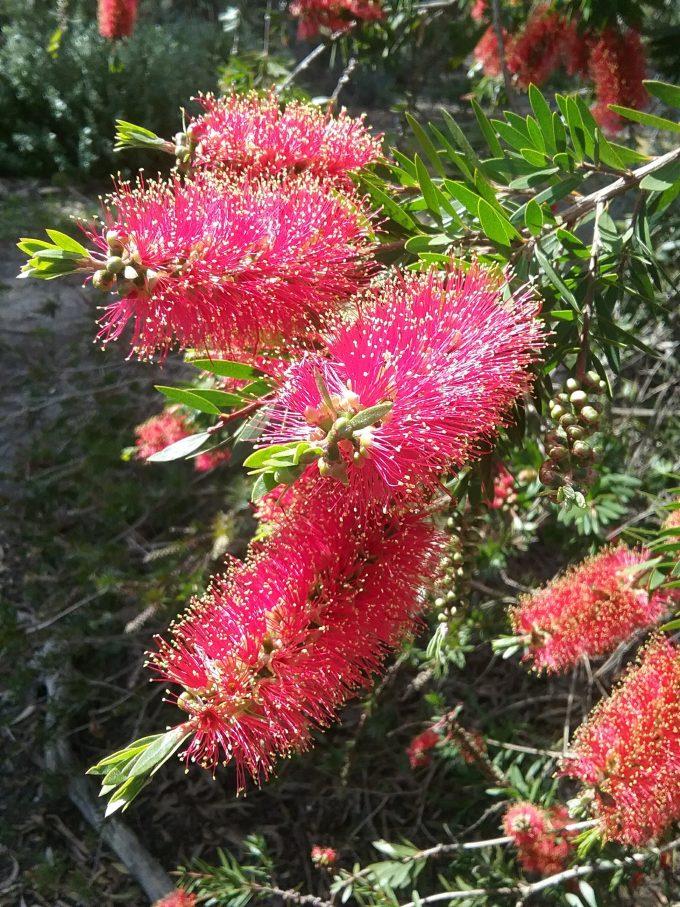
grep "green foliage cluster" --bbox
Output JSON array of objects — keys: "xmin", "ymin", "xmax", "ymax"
[{"xmin": 0, "ymin": 11, "xmax": 226, "ymax": 178}]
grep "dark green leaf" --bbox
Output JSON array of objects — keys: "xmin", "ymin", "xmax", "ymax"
[
  {"xmin": 528, "ymin": 85, "xmax": 556, "ymax": 153},
  {"xmin": 358, "ymin": 176, "xmax": 416, "ymax": 231},
  {"xmin": 643, "ymin": 80, "xmax": 680, "ymax": 108},
  {"xmin": 639, "ymin": 159, "xmax": 680, "ymax": 191},
  {"xmin": 608, "ymin": 105, "xmax": 680, "ymax": 133},
  {"xmin": 441, "ymin": 109, "xmax": 483, "ymax": 172},
  {"xmin": 414, "ymin": 154, "xmax": 442, "ymax": 222},
  {"xmin": 471, "ymin": 98, "xmax": 503, "ymax": 157},
  {"xmin": 524, "ymin": 199, "xmax": 544, "ymax": 235},
  {"xmin": 406, "ymin": 113, "xmax": 446, "ymax": 177},
  {"xmin": 477, "ymin": 199, "xmax": 519, "ymax": 247}
]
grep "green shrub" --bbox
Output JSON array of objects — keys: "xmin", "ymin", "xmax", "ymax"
[{"xmin": 0, "ymin": 17, "xmax": 227, "ymax": 178}]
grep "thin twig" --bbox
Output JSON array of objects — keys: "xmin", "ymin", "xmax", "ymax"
[
  {"xmin": 574, "ymin": 199, "xmax": 604, "ymax": 380},
  {"xmin": 329, "ymin": 57, "xmax": 358, "ymax": 107},
  {"xmin": 278, "ymin": 27, "xmax": 353, "ymax": 92}
]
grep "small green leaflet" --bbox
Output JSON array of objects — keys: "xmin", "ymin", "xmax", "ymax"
[{"xmin": 147, "ymin": 431, "xmax": 211, "ymax": 462}]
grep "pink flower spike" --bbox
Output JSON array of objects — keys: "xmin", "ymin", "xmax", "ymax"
[
  {"xmin": 263, "ymin": 265, "xmax": 545, "ymax": 505},
  {"xmin": 135, "ymin": 408, "xmax": 190, "ymax": 461},
  {"xmin": 406, "ymin": 728, "xmax": 439, "ymax": 769},
  {"xmin": 589, "ymin": 28, "xmax": 648, "ymax": 134},
  {"xmin": 510, "ymin": 544, "xmax": 668, "ymax": 673},
  {"xmin": 98, "ymin": 0, "xmax": 138, "ymax": 40},
  {"xmin": 562, "ymin": 636, "xmax": 680, "ymax": 846},
  {"xmin": 86, "ymin": 171, "xmax": 375, "ymax": 360},
  {"xmin": 187, "ymin": 91, "xmax": 383, "ymax": 186},
  {"xmin": 148, "ymin": 486, "xmax": 444, "ymax": 790},
  {"xmin": 503, "ymin": 803, "xmax": 575, "ymax": 877}
]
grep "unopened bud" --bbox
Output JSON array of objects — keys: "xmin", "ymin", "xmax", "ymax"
[
  {"xmin": 551, "ymin": 404, "xmax": 566, "ymax": 420},
  {"xmin": 539, "ymin": 462, "xmax": 558, "ymax": 485},
  {"xmin": 105, "ymin": 255, "xmax": 124, "ymax": 274},
  {"xmin": 566, "ymin": 425, "xmax": 586, "ymax": 441},
  {"xmin": 580, "ymin": 405, "xmax": 600, "ymax": 425},
  {"xmin": 549, "ymin": 445, "xmax": 570, "ymax": 462},
  {"xmin": 92, "ymin": 269, "xmax": 114, "ymax": 291},
  {"xmin": 565, "ymin": 377, "xmax": 581, "ymax": 392},
  {"xmin": 559, "ymin": 413, "xmax": 577, "ymax": 428},
  {"xmin": 106, "ymin": 229, "xmax": 126, "ymax": 254},
  {"xmin": 569, "ymin": 390, "xmax": 588, "ymax": 408},
  {"xmin": 572, "ymin": 440, "xmax": 592, "ymax": 460}
]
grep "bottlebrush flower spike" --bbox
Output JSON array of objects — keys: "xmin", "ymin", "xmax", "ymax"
[
  {"xmin": 589, "ymin": 28, "xmax": 648, "ymax": 134},
  {"xmin": 473, "ymin": 25, "xmax": 508, "ymax": 78},
  {"xmin": 562, "ymin": 636, "xmax": 680, "ymax": 846},
  {"xmin": 503, "ymin": 803, "xmax": 574, "ymax": 876},
  {"xmin": 84, "ymin": 171, "xmax": 375, "ymax": 360},
  {"xmin": 152, "ymin": 891, "xmax": 196, "ymax": 907},
  {"xmin": 311, "ymin": 845, "xmax": 338, "ymax": 867},
  {"xmin": 135, "ymin": 408, "xmax": 190, "ymax": 462},
  {"xmin": 185, "ymin": 91, "xmax": 383, "ymax": 186},
  {"xmin": 406, "ymin": 728, "xmax": 439, "ymax": 768},
  {"xmin": 506, "ymin": 6, "xmax": 565, "ymax": 87},
  {"xmin": 509, "ymin": 544, "xmax": 668, "ymax": 673},
  {"xmin": 148, "ymin": 487, "xmax": 443, "ymax": 789},
  {"xmin": 290, "ymin": 0, "xmax": 385, "ymax": 40},
  {"xmin": 263, "ymin": 265, "xmax": 544, "ymax": 505},
  {"xmin": 486, "ymin": 463, "xmax": 516, "ymax": 510},
  {"xmin": 98, "ymin": 0, "xmax": 139, "ymax": 40}
]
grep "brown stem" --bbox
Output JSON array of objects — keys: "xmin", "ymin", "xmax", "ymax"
[
  {"xmin": 444, "ymin": 712, "xmax": 509, "ymax": 788},
  {"xmin": 209, "ymin": 397, "xmax": 271, "ymax": 434}
]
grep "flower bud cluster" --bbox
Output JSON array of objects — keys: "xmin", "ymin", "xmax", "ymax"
[{"xmin": 539, "ymin": 371, "xmax": 605, "ymax": 496}]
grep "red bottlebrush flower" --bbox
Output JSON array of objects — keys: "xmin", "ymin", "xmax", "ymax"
[
  {"xmin": 194, "ymin": 448, "xmax": 232, "ymax": 473},
  {"xmin": 457, "ymin": 729, "xmax": 487, "ymax": 764},
  {"xmin": 509, "ymin": 544, "xmax": 668, "ymax": 673},
  {"xmin": 186, "ymin": 91, "xmax": 382, "ymax": 186},
  {"xmin": 98, "ymin": 0, "xmax": 138, "ymax": 40},
  {"xmin": 152, "ymin": 890, "xmax": 196, "ymax": 907},
  {"xmin": 562, "ymin": 636, "xmax": 680, "ymax": 846},
  {"xmin": 135, "ymin": 408, "xmax": 190, "ymax": 461},
  {"xmin": 503, "ymin": 802, "xmax": 548, "ymax": 842},
  {"xmin": 311, "ymin": 845, "xmax": 338, "ymax": 867},
  {"xmin": 506, "ymin": 6, "xmax": 565, "ymax": 88},
  {"xmin": 86, "ymin": 172, "xmax": 375, "ymax": 360},
  {"xmin": 662, "ymin": 498, "xmax": 680, "ymax": 531},
  {"xmin": 486, "ymin": 463, "xmax": 516, "ymax": 510},
  {"xmin": 503, "ymin": 803, "xmax": 574, "ymax": 876},
  {"xmin": 263, "ymin": 265, "xmax": 544, "ymax": 505},
  {"xmin": 406, "ymin": 727, "xmax": 440, "ymax": 768},
  {"xmin": 470, "ymin": 0, "xmax": 487, "ymax": 23},
  {"xmin": 563, "ymin": 19, "xmax": 591, "ymax": 78},
  {"xmin": 290, "ymin": 0, "xmax": 384, "ymax": 40},
  {"xmin": 474, "ymin": 25, "xmax": 508, "ymax": 78},
  {"xmin": 149, "ymin": 486, "xmax": 444, "ymax": 789},
  {"xmin": 589, "ymin": 28, "xmax": 648, "ymax": 134}
]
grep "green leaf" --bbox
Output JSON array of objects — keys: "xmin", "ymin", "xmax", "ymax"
[
  {"xmin": 406, "ymin": 113, "xmax": 446, "ymax": 177},
  {"xmin": 442, "ymin": 180, "xmax": 481, "ymax": 217},
  {"xmin": 189, "ymin": 389, "xmax": 247, "ymax": 410},
  {"xmin": 114, "ymin": 119, "xmax": 170, "ymax": 151},
  {"xmin": 358, "ymin": 176, "xmax": 416, "ymax": 231},
  {"xmin": 45, "ymin": 230, "xmax": 89, "ymax": 255},
  {"xmin": 441, "ymin": 109, "xmax": 483, "ymax": 172},
  {"xmin": 520, "ymin": 147, "xmax": 549, "ymax": 168},
  {"xmin": 478, "ymin": 199, "xmax": 520, "ymax": 247},
  {"xmin": 146, "ymin": 431, "xmax": 211, "ymax": 462},
  {"xmin": 414, "ymin": 154, "xmax": 442, "ymax": 221},
  {"xmin": 608, "ymin": 105, "xmax": 680, "ymax": 133},
  {"xmin": 243, "ymin": 443, "xmax": 299, "ymax": 470},
  {"xmin": 524, "ymin": 199, "xmax": 544, "ymax": 235},
  {"xmin": 639, "ymin": 159, "xmax": 680, "ymax": 192},
  {"xmin": 251, "ymin": 472, "xmax": 279, "ymax": 501},
  {"xmin": 189, "ymin": 358, "xmax": 262, "ymax": 380},
  {"xmin": 528, "ymin": 85, "xmax": 556, "ymax": 154},
  {"xmin": 155, "ymin": 385, "xmax": 221, "ymax": 415},
  {"xmin": 346, "ymin": 402, "xmax": 393, "ymax": 432},
  {"xmin": 534, "ymin": 245, "xmax": 577, "ymax": 308},
  {"xmin": 122, "ymin": 726, "xmax": 189, "ymax": 781},
  {"xmin": 644, "ymin": 80, "xmax": 680, "ymax": 109},
  {"xmin": 471, "ymin": 98, "xmax": 503, "ymax": 158}
]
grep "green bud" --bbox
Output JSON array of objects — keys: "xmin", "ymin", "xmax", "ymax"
[
  {"xmin": 579, "ymin": 405, "xmax": 600, "ymax": 425},
  {"xmin": 548, "ymin": 445, "xmax": 570, "ymax": 462},
  {"xmin": 106, "ymin": 229, "xmax": 125, "ymax": 254},
  {"xmin": 572, "ymin": 440, "xmax": 592, "ymax": 460},
  {"xmin": 105, "ymin": 255, "xmax": 124, "ymax": 274},
  {"xmin": 92, "ymin": 269, "xmax": 114, "ymax": 291},
  {"xmin": 583, "ymin": 370, "xmax": 601, "ymax": 389},
  {"xmin": 565, "ymin": 377, "xmax": 581, "ymax": 392},
  {"xmin": 551, "ymin": 404, "xmax": 566, "ymax": 420},
  {"xmin": 174, "ymin": 131, "xmax": 187, "ymax": 146},
  {"xmin": 559, "ymin": 413, "xmax": 577, "ymax": 428},
  {"xmin": 556, "ymin": 393, "xmax": 570, "ymax": 405},
  {"xmin": 331, "ymin": 416, "xmax": 352, "ymax": 440},
  {"xmin": 566, "ymin": 425, "xmax": 586, "ymax": 441},
  {"xmin": 569, "ymin": 390, "xmax": 588, "ymax": 408}
]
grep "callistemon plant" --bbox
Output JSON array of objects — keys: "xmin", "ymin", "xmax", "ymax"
[
  {"xmin": 21, "ymin": 171, "xmax": 376, "ymax": 360},
  {"xmin": 562, "ymin": 636, "xmax": 680, "ymax": 846},
  {"xmin": 503, "ymin": 802, "xmax": 575, "ymax": 876},
  {"xmin": 261, "ymin": 265, "xmax": 545, "ymax": 503},
  {"xmin": 508, "ymin": 544, "xmax": 668, "ymax": 672},
  {"xmin": 289, "ymin": 0, "xmax": 385, "ymax": 40},
  {"xmin": 148, "ymin": 486, "xmax": 443, "ymax": 789}
]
